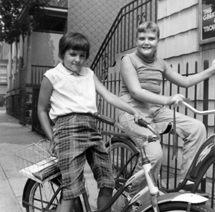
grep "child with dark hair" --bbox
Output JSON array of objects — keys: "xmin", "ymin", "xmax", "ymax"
[
  {"xmin": 119, "ymin": 21, "xmax": 215, "ymax": 211},
  {"xmin": 37, "ymin": 32, "xmax": 141, "ymax": 212}
]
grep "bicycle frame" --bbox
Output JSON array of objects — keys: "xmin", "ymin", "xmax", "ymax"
[
  {"xmin": 163, "ymin": 134, "xmax": 215, "ymax": 193},
  {"xmin": 161, "ymin": 100, "xmax": 215, "ymax": 194},
  {"xmin": 21, "ymin": 110, "xmax": 212, "ymax": 212},
  {"xmin": 79, "ymin": 160, "xmax": 208, "ymax": 212},
  {"xmin": 76, "ymin": 170, "xmax": 208, "ymax": 212},
  {"xmin": 78, "ymin": 123, "xmax": 209, "ymax": 212},
  {"xmin": 22, "ymin": 166, "xmax": 209, "ymax": 212}
]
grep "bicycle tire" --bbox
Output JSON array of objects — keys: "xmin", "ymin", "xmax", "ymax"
[
  {"xmin": 144, "ymin": 202, "xmax": 214, "ymax": 212},
  {"xmin": 106, "ymin": 137, "xmax": 139, "ymax": 181},
  {"xmin": 25, "ymin": 177, "xmax": 61, "ymax": 212}
]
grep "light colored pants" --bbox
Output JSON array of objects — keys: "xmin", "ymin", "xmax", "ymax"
[{"xmin": 118, "ymin": 105, "xmax": 206, "ymax": 203}]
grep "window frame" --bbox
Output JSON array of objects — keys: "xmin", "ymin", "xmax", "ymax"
[{"xmin": 199, "ymin": 0, "xmax": 215, "ymax": 45}]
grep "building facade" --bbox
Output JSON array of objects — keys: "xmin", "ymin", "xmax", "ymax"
[
  {"xmin": 1, "ymin": 0, "xmax": 215, "ymax": 206},
  {"xmin": 4, "ymin": 0, "xmax": 215, "ymax": 133},
  {"xmin": 0, "ymin": 42, "xmax": 9, "ymax": 106}
]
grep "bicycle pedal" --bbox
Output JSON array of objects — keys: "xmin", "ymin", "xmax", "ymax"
[{"xmin": 128, "ymin": 203, "xmax": 140, "ymax": 212}]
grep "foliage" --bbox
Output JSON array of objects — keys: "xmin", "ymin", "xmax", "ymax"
[{"xmin": 0, "ymin": 0, "xmax": 52, "ymax": 44}]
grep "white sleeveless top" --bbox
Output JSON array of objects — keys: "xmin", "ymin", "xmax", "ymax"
[{"xmin": 44, "ymin": 63, "xmax": 97, "ymax": 121}]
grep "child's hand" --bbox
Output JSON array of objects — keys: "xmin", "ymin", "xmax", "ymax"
[
  {"xmin": 168, "ymin": 94, "xmax": 185, "ymax": 106},
  {"xmin": 133, "ymin": 110, "xmax": 142, "ymax": 123},
  {"xmin": 48, "ymin": 140, "xmax": 56, "ymax": 157}
]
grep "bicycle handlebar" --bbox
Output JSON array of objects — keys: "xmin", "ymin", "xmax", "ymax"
[
  {"xmin": 137, "ymin": 119, "xmax": 159, "ymax": 135},
  {"xmin": 92, "ymin": 112, "xmax": 116, "ymax": 126},
  {"xmin": 181, "ymin": 101, "xmax": 215, "ymax": 115},
  {"xmin": 93, "ymin": 112, "xmax": 151, "ymax": 128},
  {"xmin": 93, "ymin": 112, "xmax": 152, "ymax": 128},
  {"xmin": 93, "ymin": 99, "xmax": 215, "ymax": 138},
  {"xmin": 92, "ymin": 112, "xmax": 160, "ymax": 139}
]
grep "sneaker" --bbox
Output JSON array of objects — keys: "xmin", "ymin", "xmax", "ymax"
[{"xmin": 45, "ymin": 207, "xmax": 56, "ymax": 212}]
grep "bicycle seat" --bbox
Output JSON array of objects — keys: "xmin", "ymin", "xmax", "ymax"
[{"xmin": 160, "ymin": 122, "xmax": 173, "ymax": 135}]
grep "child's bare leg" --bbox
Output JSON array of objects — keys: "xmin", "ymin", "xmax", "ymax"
[
  {"xmin": 56, "ymin": 198, "xmax": 77, "ymax": 212},
  {"xmin": 97, "ymin": 187, "xmax": 113, "ymax": 212},
  {"xmin": 74, "ymin": 196, "xmax": 84, "ymax": 212}
]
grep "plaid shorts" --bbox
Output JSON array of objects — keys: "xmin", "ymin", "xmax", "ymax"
[{"xmin": 53, "ymin": 113, "xmax": 115, "ymax": 200}]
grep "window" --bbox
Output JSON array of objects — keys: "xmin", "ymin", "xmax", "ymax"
[
  {"xmin": 34, "ymin": 15, "xmax": 67, "ymax": 33},
  {"xmin": 34, "ymin": 7, "xmax": 67, "ymax": 33}
]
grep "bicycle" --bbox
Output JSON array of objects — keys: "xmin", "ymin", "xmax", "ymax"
[
  {"xmin": 104, "ymin": 99, "xmax": 215, "ymax": 205},
  {"xmin": 159, "ymin": 100, "xmax": 215, "ymax": 195},
  {"xmin": 14, "ymin": 111, "xmax": 214, "ymax": 212}
]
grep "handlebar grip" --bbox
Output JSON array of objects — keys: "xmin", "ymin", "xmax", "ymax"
[
  {"xmin": 137, "ymin": 118, "xmax": 149, "ymax": 128},
  {"xmin": 93, "ymin": 113, "xmax": 116, "ymax": 126}
]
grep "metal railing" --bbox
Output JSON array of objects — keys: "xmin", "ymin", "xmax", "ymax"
[
  {"xmin": 90, "ymin": 0, "xmax": 157, "ymax": 81},
  {"xmin": 31, "ymin": 65, "xmax": 53, "ymax": 86}
]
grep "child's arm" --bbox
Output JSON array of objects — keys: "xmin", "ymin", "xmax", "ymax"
[
  {"xmin": 94, "ymin": 74, "xmax": 140, "ymax": 122},
  {"xmin": 164, "ymin": 59, "xmax": 215, "ymax": 88},
  {"xmin": 37, "ymin": 77, "xmax": 53, "ymax": 142}
]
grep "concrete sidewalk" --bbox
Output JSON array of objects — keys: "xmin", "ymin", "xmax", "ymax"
[{"xmin": 0, "ymin": 109, "xmax": 99, "ymax": 212}]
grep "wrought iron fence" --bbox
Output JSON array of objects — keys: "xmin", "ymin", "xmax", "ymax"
[
  {"xmin": 31, "ymin": 65, "xmax": 54, "ymax": 133},
  {"xmin": 31, "ymin": 65, "xmax": 53, "ymax": 86}
]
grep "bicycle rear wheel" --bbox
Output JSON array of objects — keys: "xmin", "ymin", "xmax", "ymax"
[
  {"xmin": 144, "ymin": 202, "xmax": 214, "ymax": 212},
  {"xmin": 25, "ymin": 177, "xmax": 61, "ymax": 212}
]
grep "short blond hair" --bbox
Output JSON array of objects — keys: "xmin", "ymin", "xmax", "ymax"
[{"xmin": 136, "ymin": 21, "xmax": 160, "ymax": 39}]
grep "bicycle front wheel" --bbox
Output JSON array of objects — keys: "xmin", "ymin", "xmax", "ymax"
[
  {"xmin": 106, "ymin": 137, "xmax": 139, "ymax": 180},
  {"xmin": 144, "ymin": 202, "xmax": 214, "ymax": 212},
  {"xmin": 25, "ymin": 177, "xmax": 61, "ymax": 212}
]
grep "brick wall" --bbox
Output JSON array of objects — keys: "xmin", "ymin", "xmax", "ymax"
[{"xmin": 68, "ymin": 0, "xmax": 133, "ymax": 66}]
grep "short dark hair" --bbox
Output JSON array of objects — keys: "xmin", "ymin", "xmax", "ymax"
[
  {"xmin": 58, "ymin": 32, "xmax": 90, "ymax": 59},
  {"xmin": 136, "ymin": 21, "xmax": 160, "ymax": 39}
]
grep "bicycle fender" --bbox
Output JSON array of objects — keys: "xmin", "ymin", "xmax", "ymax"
[
  {"xmin": 157, "ymin": 192, "xmax": 208, "ymax": 204},
  {"xmin": 22, "ymin": 178, "xmax": 34, "ymax": 208},
  {"xmin": 136, "ymin": 192, "xmax": 208, "ymax": 212}
]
